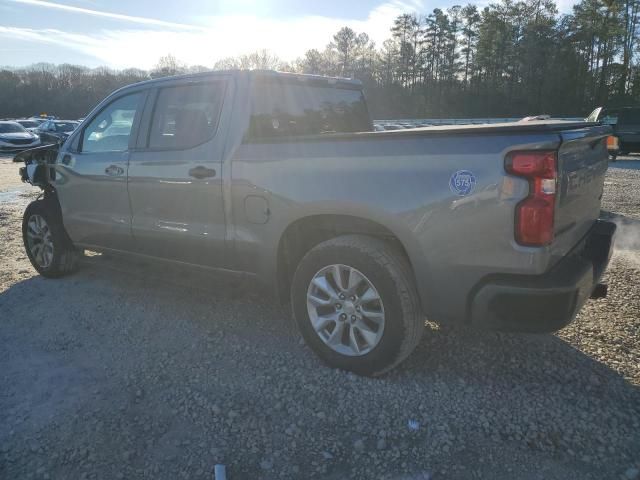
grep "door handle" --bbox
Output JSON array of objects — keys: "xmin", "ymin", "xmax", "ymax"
[
  {"xmin": 105, "ymin": 165, "xmax": 124, "ymax": 176},
  {"xmin": 189, "ymin": 166, "xmax": 216, "ymax": 179}
]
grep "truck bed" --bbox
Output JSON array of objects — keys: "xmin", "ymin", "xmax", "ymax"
[{"xmin": 243, "ymin": 120, "xmax": 603, "ymax": 143}]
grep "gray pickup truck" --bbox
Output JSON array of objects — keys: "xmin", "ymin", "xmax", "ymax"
[{"xmin": 19, "ymin": 70, "xmax": 615, "ymax": 376}]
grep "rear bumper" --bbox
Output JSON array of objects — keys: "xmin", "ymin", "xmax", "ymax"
[{"xmin": 470, "ymin": 220, "xmax": 616, "ymax": 333}]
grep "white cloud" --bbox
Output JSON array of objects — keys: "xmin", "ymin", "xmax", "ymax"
[
  {"xmin": 9, "ymin": 0, "xmax": 202, "ymax": 30},
  {"xmin": 0, "ymin": 1, "xmax": 426, "ymax": 69}
]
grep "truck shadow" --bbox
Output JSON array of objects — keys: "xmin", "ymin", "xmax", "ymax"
[{"xmin": 2, "ymin": 248, "xmax": 637, "ymax": 391}]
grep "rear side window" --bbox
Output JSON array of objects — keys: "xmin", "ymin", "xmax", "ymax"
[
  {"xmin": 148, "ymin": 83, "xmax": 225, "ymax": 150},
  {"xmin": 247, "ymin": 80, "xmax": 372, "ymax": 140},
  {"xmin": 618, "ymin": 109, "xmax": 640, "ymax": 124}
]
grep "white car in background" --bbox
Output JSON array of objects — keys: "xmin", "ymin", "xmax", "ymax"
[
  {"xmin": 15, "ymin": 118, "xmax": 45, "ymax": 134},
  {"xmin": 0, "ymin": 121, "xmax": 41, "ymax": 158}
]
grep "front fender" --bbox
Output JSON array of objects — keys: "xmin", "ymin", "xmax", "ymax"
[{"xmin": 16, "ymin": 144, "xmax": 60, "ymax": 188}]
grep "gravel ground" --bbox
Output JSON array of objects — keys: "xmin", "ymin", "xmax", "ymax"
[{"xmin": 1, "ymin": 155, "xmax": 639, "ymax": 480}]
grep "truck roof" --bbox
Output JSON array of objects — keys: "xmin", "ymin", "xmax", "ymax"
[{"xmin": 121, "ymin": 70, "xmax": 363, "ymax": 92}]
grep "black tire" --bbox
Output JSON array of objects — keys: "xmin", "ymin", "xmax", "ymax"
[
  {"xmin": 610, "ymin": 154, "xmax": 617, "ymax": 162},
  {"xmin": 619, "ymin": 151, "xmax": 629, "ymax": 156},
  {"xmin": 22, "ymin": 198, "xmax": 79, "ymax": 278},
  {"xmin": 291, "ymin": 235, "xmax": 424, "ymax": 376}
]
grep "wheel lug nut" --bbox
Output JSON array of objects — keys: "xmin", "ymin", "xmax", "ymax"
[
  {"xmin": 335, "ymin": 303, "xmax": 342, "ymax": 310},
  {"xmin": 339, "ymin": 293, "xmax": 345, "ymax": 300},
  {"xmin": 350, "ymin": 296, "xmax": 356, "ymax": 301},
  {"xmin": 355, "ymin": 306, "xmax": 360, "ymax": 311},
  {"xmin": 351, "ymin": 315, "xmax": 356, "ymax": 321},
  {"xmin": 340, "ymin": 313, "xmax": 347, "ymax": 320}
]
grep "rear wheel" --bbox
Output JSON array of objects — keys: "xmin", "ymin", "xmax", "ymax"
[
  {"xmin": 291, "ymin": 235, "xmax": 424, "ymax": 376},
  {"xmin": 23, "ymin": 199, "xmax": 79, "ymax": 278}
]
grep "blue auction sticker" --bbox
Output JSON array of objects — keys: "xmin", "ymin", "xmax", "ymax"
[{"xmin": 449, "ymin": 170, "xmax": 477, "ymax": 196}]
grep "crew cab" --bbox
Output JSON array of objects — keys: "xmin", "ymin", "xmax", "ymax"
[{"xmin": 18, "ymin": 71, "xmax": 615, "ymax": 376}]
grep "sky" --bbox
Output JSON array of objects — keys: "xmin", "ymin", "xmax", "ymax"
[{"xmin": 0, "ymin": 0, "xmax": 579, "ymax": 70}]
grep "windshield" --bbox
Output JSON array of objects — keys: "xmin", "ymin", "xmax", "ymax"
[
  {"xmin": 0, "ymin": 122, "xmax": 26, "ymax": 133},
  {"xmin": 16, "ymin": 120, "xmax": 39, "ymax": 128},
  {"xmin": 55, "ymin": 122, "xmax": 78, "ymax": 132}
]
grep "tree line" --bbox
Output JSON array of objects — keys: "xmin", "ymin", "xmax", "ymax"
[{"xmin": 1, "ymin": 0, "xmax": 638, "ymax": 120}]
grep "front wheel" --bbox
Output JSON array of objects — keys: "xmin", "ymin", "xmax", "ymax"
[
  {"xmin": 23, "ymin": 199, "xmax": 79, "ymax": 278},
  {"xmin": 291, "ymin": 235, "xmax": 424, "ymax": 376}
]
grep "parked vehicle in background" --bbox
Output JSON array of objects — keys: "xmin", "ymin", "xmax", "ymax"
[
  {"xmin": 15, "ymin": 118, "xmax": 45, "ymax": 134},
  {"xmin": 587, "ymin": 106, "xmax": 640, "ymax": 156},
  {"xmin": 18, "ymin": 71, "xmax": 615, "ymax": 376},
  {"xmin": 37, "ymin": 120, "xmax": 79, "ymax": 145},
  {"xmin": 0, "ymin": 121, "xmax": 41, "ymax": 156},
  {"xmin": 613, "ymin": 107, "xmax": 640, "ymax": 155}
]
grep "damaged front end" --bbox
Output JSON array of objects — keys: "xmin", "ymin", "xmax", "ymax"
[{"xmin": 17, "ymin": 144, "xmax": 59, "ymax": 189}]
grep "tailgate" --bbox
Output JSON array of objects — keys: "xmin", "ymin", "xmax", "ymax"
[{"xmin": 553, "ymin": 125, "xmax": 610, "ymax": 257}]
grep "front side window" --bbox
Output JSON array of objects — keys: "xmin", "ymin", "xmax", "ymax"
[
  {"xmin": 148, "ymin": 82, "xmax": 225, "ymax": 150},
  {"xmin": 246, "ymin": 80, "xmax": 372, "ymax": 140},
  {"xmin": 81, "ymin": 93, "xmax": 142, "ymax": 153}
]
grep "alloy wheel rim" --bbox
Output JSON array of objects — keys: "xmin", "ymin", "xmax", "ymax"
[
  {"xmin": 306, "ymin": 264, "xmax": 385, "ymax": 356},
  {"xmin": 26, "ymin": 214, "xmax": 54, "ymax": 268}
]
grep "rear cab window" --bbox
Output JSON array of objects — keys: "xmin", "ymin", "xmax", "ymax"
[{"xmin": 246, "ymin": 77, "xmax": 372, "ymax": 140}]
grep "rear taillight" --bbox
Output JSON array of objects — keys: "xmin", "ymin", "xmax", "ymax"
[
  {"xmin": 606, "ymin": 135, "xmax": 619, "ymax": 149},
  {"xmin": 505, "ymin": 151, "xmax": 557, "ymax": 246}
]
